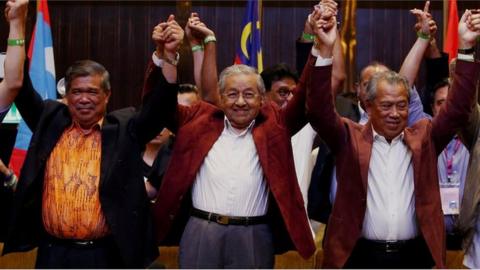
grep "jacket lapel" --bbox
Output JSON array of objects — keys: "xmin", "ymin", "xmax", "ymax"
[
  {"xmin": 358, "ymin": 122, "xmax": 374, "ymax": 192},
  {"xmin": 403, "ymin": 127, "xmax": 421, "ymax": 190},
  {"xmin": 100, "ymin": 116, "xmax": 118, "ymax": 188},
  {"xmin": 252, "ymin": 111, "xmax": 269, "ymax": 181},
  {"xmin": 188, "ymin": 111, "xmax": 225, "ymax": 179}
]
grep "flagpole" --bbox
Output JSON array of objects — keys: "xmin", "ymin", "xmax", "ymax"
[
  {"xmin": 443, "ymin": 0, "xmax": 448, "ymax": 40},
  {"xmin": 258, "ymin": 0, "xmax": 262, "ymax": 26}
]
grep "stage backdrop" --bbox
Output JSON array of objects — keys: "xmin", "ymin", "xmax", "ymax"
[{"xmin": 0, "ymin": 0, "xmax": 477, "ymax": 111}]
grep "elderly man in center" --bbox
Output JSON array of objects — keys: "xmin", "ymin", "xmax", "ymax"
[{"xmin": 149, "ymin": 8, "xmax": 341, "ymax": 269}]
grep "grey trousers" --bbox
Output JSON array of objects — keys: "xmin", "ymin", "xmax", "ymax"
[{"xmin": 179, "ymin": 216, "xmax": 274, "ymax": 268}]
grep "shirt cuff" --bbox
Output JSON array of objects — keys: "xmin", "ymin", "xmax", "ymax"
[
  {"xmin": 152, "ymin": 52, "xmax": 165, "ymax": 68},
  {"xmin": 311, "ymin": 46, "xmax": 333, "ymax": 67},
  {"xmin": 457, "ymin": 53, "xmax": 475, "ymax": 62}
]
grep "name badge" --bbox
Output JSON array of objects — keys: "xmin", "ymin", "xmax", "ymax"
[{"xmin": 440, "ymin": 187, "xmax": 460, "ymax": 215}]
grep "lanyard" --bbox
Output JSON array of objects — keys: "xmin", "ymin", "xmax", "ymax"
[{"xmin": 443, "ymin": 137, "xmax": 462, "ymax": 180}]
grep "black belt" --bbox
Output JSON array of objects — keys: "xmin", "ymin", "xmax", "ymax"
[
  {"xmin": 190, "ymin": 208, "xmax": 268, "ymax": 226},
  {"xmin": 45, "ymin": 234, "xmax": 113, "ymax": 249},
  {"xmin": 358, "ymin": 237, "xmax": 421, "ymax": 253}
]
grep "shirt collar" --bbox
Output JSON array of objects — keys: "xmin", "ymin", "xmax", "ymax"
[
  {"xmin": 372, "ymin": 126, "xmax": 404, "ymax": 144},
  {"xmin": 224, "ymin": 116, "xmax": 255, "ymax": 136},
  {"xmin": 70, "ymin": 117, "xmax": 104, "ymax": 135}
]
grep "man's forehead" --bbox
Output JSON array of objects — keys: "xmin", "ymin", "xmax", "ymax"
[
  {"xmin": 376, "ymin": 81, "xmax": 408, "ymax": 100},
  {"xmin": 225, "ymin": 74, "xmax": 259, "ymax": 91}
]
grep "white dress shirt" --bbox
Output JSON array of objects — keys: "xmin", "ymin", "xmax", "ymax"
[
  {"xmin": 358, "ymin": 102, "xmax": 369, "ymax": 125},
  {"xmin": 291, "ymin": 123, "xmax": 316, "ymax": 208},
  {"xmin": 361, "ymin": 128, "xmax": 419, "ymax": 240},
  {"xmin": 191, "ymin": 117, "xmax": 269, "ymax": 217}
]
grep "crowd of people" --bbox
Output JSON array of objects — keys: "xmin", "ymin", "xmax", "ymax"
[{"xmin": 0, "ymin": 0, "xmax": 480, "ymax": 268}]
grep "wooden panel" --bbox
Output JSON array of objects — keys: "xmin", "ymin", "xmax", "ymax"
[{"xmin": 0, "ymin": 0, "xmax": 476, "ymax": 110}]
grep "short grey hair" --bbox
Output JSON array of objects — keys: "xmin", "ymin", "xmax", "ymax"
[
  {"xmin": 218, "ymin": 64, "xmax": 265, "ymax": 94},
  {"xmin": 365, "ymin": 70, "xmax": 411, "ymax": 102}
]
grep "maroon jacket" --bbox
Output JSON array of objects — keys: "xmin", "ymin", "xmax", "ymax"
[
  {"xmin": 306, "ymin": 60, "xmax": 480, "ymax": 268},
  {"xmin": 151, "ymin": 57, "xmax": 323, "ymax": 259}
]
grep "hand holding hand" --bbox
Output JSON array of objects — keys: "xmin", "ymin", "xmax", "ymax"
[
  {"xmin": 162, "ymin": 15, "xmax": 184, "ymax": 53},
  {"xmin": 185, "ymin": 12, "xmax": 204, "ymax": 46},
  {"xmin": 459, "ymin": 9, "xmax": 480, "ymax": 49},
  {"xmin": 4, "ymin": 0, "xmax": 28, "ymax": 24},
  {"xmin": 312, "ymin": 14, "xmax": 337, "ymax": 58},
  {"xmin": 188, "ymin": 16, "xmax": 215, "ymax": 40}
]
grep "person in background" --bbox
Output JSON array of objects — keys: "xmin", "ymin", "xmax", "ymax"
[{"xmin": 143, "ymin": 83, "xmax": 199, "ymax": 200}]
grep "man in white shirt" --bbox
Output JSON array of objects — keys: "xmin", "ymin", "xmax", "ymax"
[
  {"xmin": 150, "ymin": 7, "xmax": 339, "ymax": 268},
  {"xmin": 308, "ymin": 9, "xmax": 480, "ymax": 268}
]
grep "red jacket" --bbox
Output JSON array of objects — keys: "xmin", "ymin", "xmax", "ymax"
[
  {"xmin": 307, "ymin": 60, "xmax": 480, "ymax": 268},
  {"xmin": 151, "ymin": 57, "xmax": 324, "ymax": 259}
]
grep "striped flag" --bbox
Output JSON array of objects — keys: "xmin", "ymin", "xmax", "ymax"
[
  {"xmin": 10, "ymin": 0, "xmax": 56, "ymax": 176},
  {"xmin": 443, "ymin": 0, "xmax": 458, "ymax": 62},
  {"xmin": 234, "ymin": 0, "xmax": 263, "ymax": 73}
]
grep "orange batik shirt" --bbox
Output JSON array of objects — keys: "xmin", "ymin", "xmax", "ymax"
[{"xmin": 42, "ymin": 121, "xmax": 110, "ymax": 240}]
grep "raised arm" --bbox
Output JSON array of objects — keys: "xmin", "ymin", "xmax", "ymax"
[
  {"xmin": 153, "ymin": 15, "xmax": 182, "ymax": 83},
  {"xmin": 399, "ymin": 1, "xmax": 436, "ymax": 124},
  {"xmin": 306, "ymin": 12, "xmax": 346, "ymax": 153},
  {"xmin": 136, "ymin": 15, "xmax": 181, "ymax": 145},
  {"xmin": 185, "ymin": 12, "xmax": 204, "ymax": 91},
  {"xmin": 459, "ymin": 9, "xmax": 480, "ymax": 150},
  {"xmin": 188, "ymin": 17, "xmax": 220, "ymax": 106},
  {"xmin": 399, "ymin": 1, "xmax": 434, "ymax": 88},
  {"xmin": 296, "ymin": 0, "xmax": 344, "ymax": 95},
  {"xmin": 432, "ymin": 10, "xmax": 480, "ymax": 153},
  {"xmin": 0, "ymin": 0, "xmax": 28, "ymax": 110}
]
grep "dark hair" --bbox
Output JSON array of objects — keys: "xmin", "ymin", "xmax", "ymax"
[
  {"xmin": 260, "ymin": 63, "xmax": 298, "ymax": 92},
  {"xmin": 178, "ymin": 83, "xmax": 198, "ymax": 94},
  {"xmin": 65, "ymin": 60, "xmax": 111, "ymax": 93},
  {"xmin": 430, "ymin": 78, "xmax": 450, "ymax": 104}
]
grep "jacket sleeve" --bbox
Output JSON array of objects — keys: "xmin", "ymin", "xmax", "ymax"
[
  {"xmin": 282, "ymin": 55, "xmax": 311, "ymax": 136},
  {"xmin": 432, "ymin": 60, "xmax": 480, "ymax": 154},
  {"xmin": 134, "ymin": 62, "xmax": 179, "ymax": 146},
  {"xmin": 13, "ymin": 61, "xmax": 46, "ymax": 132},
  {"xmin": 305, "ymin": 56, "xmax": 346, "ymax": 154}
]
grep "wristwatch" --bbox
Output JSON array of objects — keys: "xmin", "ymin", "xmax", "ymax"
[
  {"xmin": 458, "ymin": 47, "xmax": 475, "ymax": 55},
  {"xmin": 163, "ymin": 52, "xmax": 180, "ymax": 66}
]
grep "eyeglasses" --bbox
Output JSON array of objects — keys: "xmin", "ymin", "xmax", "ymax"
[
  {"xmin": 276, "ymin": 88, "xmax": 293, "ymax": 98},
  {"xmin": 223, "ymin": 91, "xmax": 259, "ymax": 102}
]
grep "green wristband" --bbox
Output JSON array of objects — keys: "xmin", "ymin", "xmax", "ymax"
[
  {"xmin": 417, "ymin": 31, "xmax": 430, "ymax": 40},
  {"xmin": 302, "ymin": 32, "xmax": 315, "ymax": 42},
  {"xmin": 191, "ymin": 44, "xmax": 204, "ymax": 52},
  {"xmin": 7, "ymin": 39, "xmax": 25, "ymax": 46},
  {"xmin": 204, "ymin": 35, "xmax": 216, "ymax": 44}
]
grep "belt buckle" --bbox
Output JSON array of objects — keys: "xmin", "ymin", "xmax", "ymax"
[
  {"xmin": 385, "ymin": 241, "xmax": 399, "ymax": 253},
  {"xmin": 216, "ymin": 215, "xmax": 229, "ymax": 225},
  {"xmin": 74, "ymin": 240, "xmax": 94, "ymax": 246}
]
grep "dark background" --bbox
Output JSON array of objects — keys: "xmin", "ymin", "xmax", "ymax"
[
  {"xmin": 0, "ymin": 0, "xmax": 477, "ymax": 160},
  {"xmin": 0, "ymin": 0, "xmax": 476, "ymax": 111}
]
